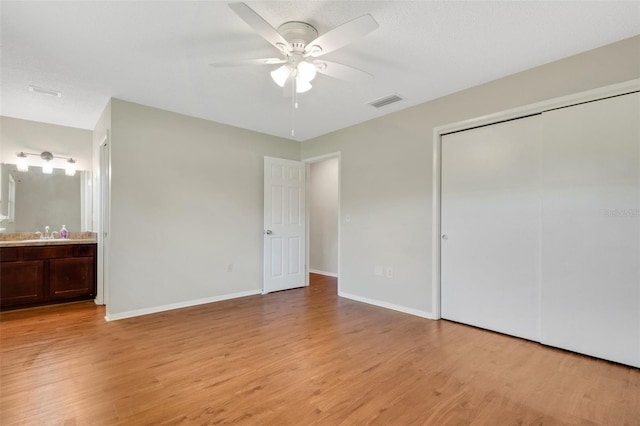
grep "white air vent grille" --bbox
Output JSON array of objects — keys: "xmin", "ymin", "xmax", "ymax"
[
  {"xmin": 369, "ymin": 94, "xmax": 404, "ymax": 108},
  {"xmin": 28, "ymin": 85, "xmax": 62, "ymax": 97}
]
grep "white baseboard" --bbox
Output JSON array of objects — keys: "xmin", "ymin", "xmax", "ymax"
[
  {"xmin": 309, "ymin": 269, "xmax": 339, "ymax": 278},
  {"xmin": 104, "ymin": 289, "xmax": 262, "ymax": 321},
  {"xmin": 338, "ymin": 291, "xmax": 436, "ymax": 320}
]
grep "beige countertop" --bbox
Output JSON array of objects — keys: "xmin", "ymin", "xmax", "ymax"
[
  {"xmin": 0, "ymin": 238, "xmax": 97, "ymax": 248},
  {"xmin": 0, "ymin": 232, "xmax": 97, "ymax": 248}
]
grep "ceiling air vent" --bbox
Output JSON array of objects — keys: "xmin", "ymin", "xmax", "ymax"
[
  {"xmin": 28, "ymin": 85, "xmax": 62, "ymax": 97},
  {"xmin": 368, "ymin": 94, "xmax": 404, "ymax": 109}
]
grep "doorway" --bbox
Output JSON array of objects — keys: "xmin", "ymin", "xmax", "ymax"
[{"xmin": 305, "ymin": 153, "xmax": 340, "ymax": 290}]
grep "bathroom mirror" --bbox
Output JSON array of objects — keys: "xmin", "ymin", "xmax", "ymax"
[{"xmin": 0, "ymin": 163, "xmax": 92, "ymax": 233}]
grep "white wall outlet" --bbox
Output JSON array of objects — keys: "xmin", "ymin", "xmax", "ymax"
[
  {"xmin": 227, "ymin": 263, "xmax": 233, "ymax": 272},
  {"xmin": 386, "ymin": 266, "xmax": 393, "ymax": 278},
  {"xmin": 345, "ymin": 214, "xmax": 351, "ymax": 222},
  {"xmin": 374, "ymin": 265, "xmax": 383, "ymax": 276}
]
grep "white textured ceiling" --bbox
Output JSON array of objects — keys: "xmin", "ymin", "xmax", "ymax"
[{"xmin": 1, "ymin": 1, "xmax": 639, "ymax": 141}]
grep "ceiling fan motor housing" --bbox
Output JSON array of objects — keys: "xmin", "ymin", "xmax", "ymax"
[{"xmin": 277, "ymin": 21, "xmax": 318, "ymax": 52}]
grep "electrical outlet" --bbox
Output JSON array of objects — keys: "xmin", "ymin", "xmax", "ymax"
[
  {"xmin": 345, "ymin": 214, "xmax": 351, "ymax": 222},
  {"xmin": 374, "ymin": 265, "xmax": 383, "ymax": 276},
  {"xmin": 227, "ymin": 263, "xmax": 233, "ymax": 272},
  {"xmin": 386, "ymin": 267, "xmax": 393, "ymax": 278}
]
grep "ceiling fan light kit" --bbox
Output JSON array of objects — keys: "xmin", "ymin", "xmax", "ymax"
[{"xmin": 270, "ymin": 59, "xmax": 317, "ymax": 92}]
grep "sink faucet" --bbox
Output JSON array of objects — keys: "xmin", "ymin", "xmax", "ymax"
[{"xmin": 37, "ymin": 226, "xmax": 58, "ymax": 240}]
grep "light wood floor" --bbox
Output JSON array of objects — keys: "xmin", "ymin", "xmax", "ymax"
[{"xmin": 1, "ymin": 274, "xmax": 638, "ymax": 425}]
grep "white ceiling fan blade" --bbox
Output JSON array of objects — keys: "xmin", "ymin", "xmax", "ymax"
[
  {"xmin": 304, "ymin": 14, "xmax": 378, "ymax": 57},
  {"xmin": 209, "ymin": 58, "xmax": 285, "ymax": 67},
  {"xmin": 229, "ymin": 3, "xmax": 291, "ymax": 54},
  {"xmin": 314, "ymin": 60, "xmax": 373, "ymax": 82}
]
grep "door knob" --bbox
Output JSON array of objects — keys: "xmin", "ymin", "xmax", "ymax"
[
  {"xmin": 441, "ymin": 234, "xmax": 448, "ymax": 240},
  {"xmin": 265, "ymin": 229, "xmax": 273, "ymax": 235}
]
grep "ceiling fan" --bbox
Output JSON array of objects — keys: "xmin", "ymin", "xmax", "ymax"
[{"xmin": 211, "ymin": 2, "xmax": 379, "ymax": 94}]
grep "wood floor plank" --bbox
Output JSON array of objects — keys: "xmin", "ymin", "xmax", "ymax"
[{"xmin": 1, "ymin": 274, "xmax": 639, "ymax": 425}]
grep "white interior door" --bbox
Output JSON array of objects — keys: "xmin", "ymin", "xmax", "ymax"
[
  {"xmin": 264, "ymin": 156, "xmax": 306, "ymax": 293},
  {"xmin": 540, "ymin": 92, "xmax": 640, "ymax": 367},
  {"xmin": 441, "ymin": 116, "xmax": 542, "ymax": 341}
]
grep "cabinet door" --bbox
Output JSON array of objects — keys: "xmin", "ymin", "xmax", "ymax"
[
  {"xmin": 49, "ymin": 257, "xmax": 95, "ymax": 299},
  {"xmin": 0, "ymin": 261, "xmax": 45, "ymax": 307},
  {"xmin": 541, "ymin": 92, "xmax": 639, "ymax": 367}
]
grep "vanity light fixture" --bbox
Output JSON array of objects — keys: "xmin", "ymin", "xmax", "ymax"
[{"xmin": 15, "ymin": 151, "xmax": 77, "ymax": 176}]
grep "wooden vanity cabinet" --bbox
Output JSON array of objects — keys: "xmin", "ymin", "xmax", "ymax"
[{"xmin": 0, "ymin": 244, "xmax": 96, "ymax": 309}]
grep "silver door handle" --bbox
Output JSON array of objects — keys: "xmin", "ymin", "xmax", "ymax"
[
  {"xmin": 265, "ymin": 229, "xmax": 273, "ymax": 235},
  {"xmin": 441, "ymin": 234, "xmax": 448, "ymax": 240}
]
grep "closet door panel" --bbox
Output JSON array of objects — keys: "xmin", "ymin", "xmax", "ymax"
[
  {"xmin": 441, "ymin": 116, "xmax": 541, "ymax": 341},
  {"xmin": 541, "ymin": 92, "xmax": 640, "ymax": 367}
]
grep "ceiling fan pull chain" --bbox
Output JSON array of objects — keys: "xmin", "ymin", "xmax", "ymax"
[{"xmin": 291, "ymin": 79, "xmax": 296, "ymax": 137}]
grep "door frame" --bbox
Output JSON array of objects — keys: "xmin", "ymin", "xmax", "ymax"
[
  {"xmin": 430, "ymin": 78, "xmax": 640, "ymax": 320},
  {"xmin": 96, "ymin": 131, "xmax": 111, "ymax": 310},
  {"xmin": 303, "ymin": 152, "xmax": 341, "ymax": 291}
]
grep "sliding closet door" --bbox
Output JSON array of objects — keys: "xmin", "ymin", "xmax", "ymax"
[
  {"xmin": 540, "ymin": 93, "xmax": 640, "ymax": 367},
  {"xmin": 441, "ymin": 116, "xmax": 541, "ymax": 341}
]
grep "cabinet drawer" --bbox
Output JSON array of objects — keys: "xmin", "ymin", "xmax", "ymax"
[
  {"xmin": 23, "ymin": 245, "xmax": 73, "ymax": 260},
  {"xmin": 0, "ymin": 247, "xmax": 19, "ymax": 263},
  {"xmin": 73, "ymin": 244, "xmax": 96, "ymax": 257}
]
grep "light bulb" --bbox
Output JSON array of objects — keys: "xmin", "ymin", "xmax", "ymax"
[
  {"xmin": 42, "ymin": 161, "xmax": 53, "ymax": 174},
  {"xmin": 297, "ymin": 61, "xmax": 317, "ymax": 82},
  {"xmin": 296, "ymin": 75, "xmax": 312, "ymax": 93},
  {"xmin": 16, "ymin": 153, "xmax": 29, "ymax": 172},
  {"xmin": 270, "ymin": 65, "xmax": 292, "ymax": 87}
]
